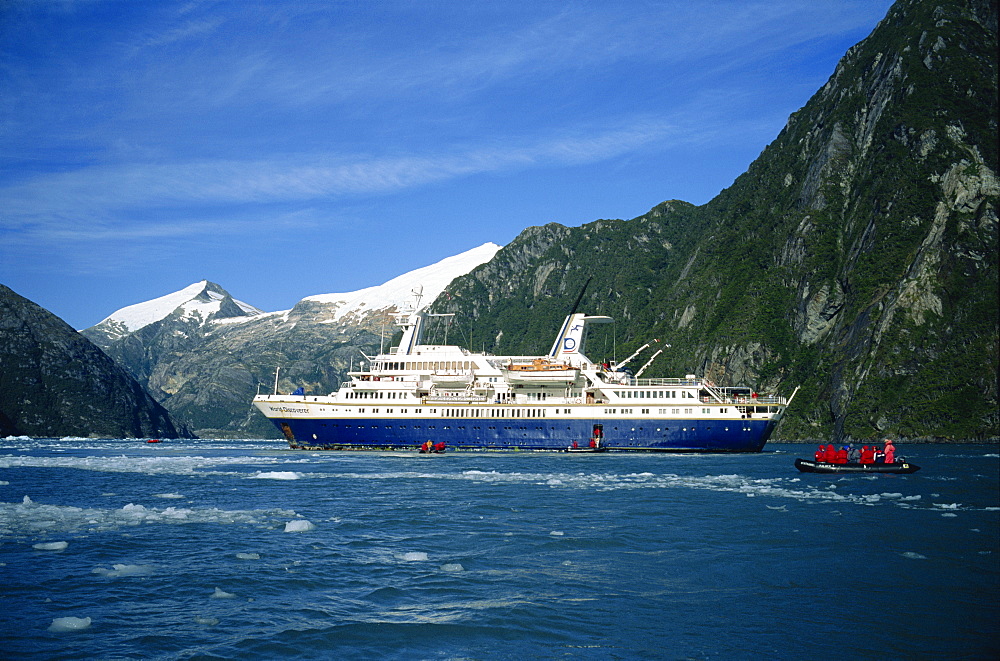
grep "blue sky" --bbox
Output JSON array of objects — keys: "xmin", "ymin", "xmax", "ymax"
[{"xmin": 1, "ymin": 0, "xmax": 895, "ymax": 329}]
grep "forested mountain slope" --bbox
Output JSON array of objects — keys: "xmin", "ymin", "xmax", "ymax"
[{"xmin": 433, "ymin": 0, "xmax": 998, "ymax": 441}]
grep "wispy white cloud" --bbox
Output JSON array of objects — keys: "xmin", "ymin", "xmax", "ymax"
[
  {"xmin": 138, "ymin": 16, "xmax": 226, "ymax": 49},
  {"xmin": 1, "ymin": 117, "xmax": 686, "ymax": 221}
]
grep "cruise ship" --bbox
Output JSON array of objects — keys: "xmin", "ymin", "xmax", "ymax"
[{"xmin": 253, "ymin": 292, "xmax": 797, "ymax": 452}]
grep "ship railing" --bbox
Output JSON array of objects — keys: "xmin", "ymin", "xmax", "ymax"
[
  {"xmin": 424, "ymin": 395, "xmax": 491, "ymax": 404},
  {"xmin": 726, "ymin": 395, "xmax": 787, "ymax": 405},
  {"xmin": 633, "ymin": 377, "xmax": 702, "ymax": 386}
]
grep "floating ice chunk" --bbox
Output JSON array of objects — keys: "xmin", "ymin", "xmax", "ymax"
[
  {"xmin": 48, "ymin": 616, "xmax": 91, "ymax": 632},
  {"xmin": 880, "ymin": 493, "xmax": 903, "ymax": 499},
  {"xmin": 900, "ymin": 495, "xmax": 921, "ymax": 501},
  {"xmin": 33, "ymin": 541, "xmax": 68, "ymax": 551},
  {"xmin": 194, "ymin": 615, "xmax": 219, "ymax": 626},
  {"xmin": 440, "ymin": 563, "xmax": 464, "ymax": 572},
  {"xmin": 210, "ymin": 587, "xmax": 236, "ymax": 599},
  {"xmin": 941, "ymin": 513, "xmax": 958, "ymax": 518},
  {"xmin": 236, "ymin": 552, "xmax": 260, "ymax": 560},
  {"xmin": 253, "ymin": 471, "xmax": 302, "ymax": 480},
  {"xmin": 549, "ymin": 530, "xmax": 564, "ymax": 536},
  {"xmin": 901, "ymin": 552, "xmax": 927, "ymax": 560},
  {"xmin": 400, "ymin": 552, "xmax": 429, "ymax": 561},
  {"xmin": 934, "ymin": 503, "xmax": 960, "ymax": 510},
  {"xmin": 153, "ymin": 493, "xmax": 185, "ymax": 499},
  {"xmin": 546, "ymin": 478, "xmax": 563, "ymax": 485},
  {"xmin": 766, "ymin": 505, "xmax": 787, "ymax": 511},
  {"xmin": 284, "ymin": 520, "xmax": 315, "ymax": 532},
  {"xmin": 0, "ymin": 480, "xmax": 8, "ymax": 485},
  {"xmin": 92, "ymin": 564, "xmax": 152, "ymax": 577},
  {"xmin": 22, "ymin": 495, "xmax": 33, "ymax": 505}
]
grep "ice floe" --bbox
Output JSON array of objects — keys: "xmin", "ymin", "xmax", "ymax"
[
  {"xmin": 253, "ymin": 471, "xmax": 302, "ymax": 480},
  {"xmin": 399, "ymin": 552, "xmax": 428, "ymax": 561},
  {"xmin": 92, "ymin": 564, "xmax": 152, "ymax": 577},
  {"xmin": 0, "ymin": 454, "xmax": 310, "ymax": 477},
  {"xmin": 0, "ymin": 495, "xmax": 298, "ymax": 537},
  {"xmin": 440, "ymin": 563, "xmax": 464, "ymax": 572},
  {"xmin": 48, "ymin": 616, "xmax": 91, "ymax": 632},
  {"xmin": 211, "ymin": 587, "xmax": 236, "ymax": 599},
  {"xmin": 284, "ymin": 520, "xmax": 315, "ymax": 532},
  {"xmin": 901, "ymin": 552, "xmax": 927, "ymax": 560},
  {"xmin": 33, "ymin": 541, "xmax": 68, "ymax": 551},
  {"xmin": 236, "ymin": 552, "xmax": 261, "ymax": 560}
]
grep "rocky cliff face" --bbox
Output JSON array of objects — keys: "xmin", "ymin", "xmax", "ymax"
[
  {"xmin": 436, "ymin": 0, "xmax": 998, "ymax": 442},
  {"xmin": 0, "ymin": 285, "xmax": 181, "ymax": 438}
]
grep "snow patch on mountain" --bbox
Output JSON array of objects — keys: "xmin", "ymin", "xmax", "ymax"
[
  {"xmin": 92, "ymin": 281, "xmax": 262, "ymax": 334},
  {"xmin": 303, "ymin": 242, "xmax": 500, "ymax": 321},
  {"xmin": 87, "ymin": 243, "xmax": 500, "ymax": 337}
]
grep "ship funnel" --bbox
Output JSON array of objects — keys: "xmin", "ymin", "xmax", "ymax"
[{"xmin": 549, "ymin": 313, "xmax": 613, "ymax": 362}]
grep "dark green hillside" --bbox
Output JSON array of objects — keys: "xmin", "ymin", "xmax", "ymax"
[
  {"xmin": 0, "ymin": 285, "xmax": 182, "ymax": 438},
  {"xmin": 435, "ymin": 0, "xmax": 998, "ymax": 442}
]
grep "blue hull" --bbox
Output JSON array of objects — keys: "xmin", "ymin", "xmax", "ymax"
[{"xmin": 269, "ymin": 416, "xmax": 775, "ymax": 452}]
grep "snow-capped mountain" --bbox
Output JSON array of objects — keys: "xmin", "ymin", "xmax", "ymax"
[
  {"xmin": 302, "ymin": 242, "xmax": 500, "ymax": 323},
  {"xmin": 85, "ymin": 280, "xmax": 264, "ymax": 346},
  {"xmin": 81, "ymin": 242, "xmax": 502, "ymax": 438}
]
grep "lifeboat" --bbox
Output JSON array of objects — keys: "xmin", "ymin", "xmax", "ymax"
[{"xmin": 502, "ymin": 358, "xmax": 579, "ymax": 384}]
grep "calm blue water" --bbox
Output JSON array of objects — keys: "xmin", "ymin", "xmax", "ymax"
[{"xmin": 1, "ymin": 439, "xmax": 997, "ymax": 660}]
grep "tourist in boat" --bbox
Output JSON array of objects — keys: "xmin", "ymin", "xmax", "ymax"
[
  {"xmin": 847, "ymin": 444, "xmax": 860, "ymax": 463},
  {"xmin": 883, "ymin": 439, "xmax": 896, "ymax": 464},
  {"xmin": 572, "ymin": 441, "xmax": 579, "ymax": 449},
  {"xmin": 434, "ymin": 441, "xmax": 446, "ymax": 453},
  {"xmin": 860, "ymin": 445, "xmax": 874, "ymax": 464},
  {"xmin": 815, "ymin": 445, "xmax": 825, "ymax": 462},
  {"xmin": 589, "ymin": 438, "xmax": 597, "ymax": 449},
  {"xmin": 874, "ymin": 445, "xmax": 885, "ymax": 463},
  {"xmin": 823, "ymin": 444, "xmax": 837, "ymax": 463},
  {"xmin": 835, "ymin": 446, "xmax": 849, "ymax": 464}
]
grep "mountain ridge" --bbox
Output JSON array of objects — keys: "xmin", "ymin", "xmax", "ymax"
[
  {"xmin": 0, "ymin": 284, "xmax": 183, "ymax": 438},
  {"xmin": 431, "ymin": 0, "xmax": 998, "ymax": 442},
  {"xmin": 80, "ymin": 243, "xmax": 501, "ymax": 437}
]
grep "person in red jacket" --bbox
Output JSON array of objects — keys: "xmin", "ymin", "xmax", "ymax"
[
  {"xmin": 860, "ymin": 445, "xmax": 874, "ymax": 464},
  {"xmin": 835, "ymin": 446, "xmax": 849, "ymax": 464},
  {"xmin": 824, "ymin": 444, "xmax": 837, "ymax": 463},
  {"xmin": 883, "ymin": 439, "xmax": 896, "ymax": 464},
  {"xmin": 814, "ymin": 445, "xmax": 825, "ymax": 462}
]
